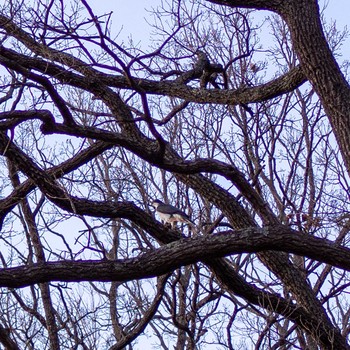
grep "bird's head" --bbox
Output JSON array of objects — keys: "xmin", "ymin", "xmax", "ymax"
[{"xmin": 151, "ymin": 199, "xmax": 163, "ymax": 209}]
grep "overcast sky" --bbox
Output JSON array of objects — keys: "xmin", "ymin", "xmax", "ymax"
[{"xmin": 97, "ymin": 0, "xmax": 350, "ymax": 58}]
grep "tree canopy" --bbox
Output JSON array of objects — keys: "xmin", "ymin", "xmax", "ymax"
[{"xmin": 0, "ymin": 0, "xmax": 350, "ymax": 349}]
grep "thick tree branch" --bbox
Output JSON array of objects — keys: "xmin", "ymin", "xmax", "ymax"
[
  {"xmin": 205, "ymin": 0, "xmax": 280, "ymax": 10},
  {"xmin": 0, "ymin": 46, "xmax": 306, "ymax": 105},
  {"xmin": 1, "ymin": 227, "xmax": 350, "ymax": 287}
]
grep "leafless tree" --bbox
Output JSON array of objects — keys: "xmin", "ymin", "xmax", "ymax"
[{"xmin": 0, "ymin": 0, "xmax": 350, "ymax": 349}]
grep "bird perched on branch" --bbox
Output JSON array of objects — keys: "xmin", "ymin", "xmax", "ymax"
[
  {"xmin": 151, "ymin": 199, "xmax": 195, "ymax": 229},
  {"xmin": 196, "ymin": 50, "xmax": 224, "ymax": 89}
]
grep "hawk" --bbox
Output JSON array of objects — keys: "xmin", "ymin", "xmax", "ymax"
[{"xmin": 151, "ymin": 199, "xmax": 195, "ymax": 228}]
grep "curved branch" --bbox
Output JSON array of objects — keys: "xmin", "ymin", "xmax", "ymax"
[
  {"xmin": 0, "ymin": 46, "xmax": 306, "ymax": 105},
  {"xmin": 1, "ymin": 227, "xmax": 350, "ymax": 287},
  {"xmin": 0, "ymin": 223, "xmax": 347, "ymax": 348}
]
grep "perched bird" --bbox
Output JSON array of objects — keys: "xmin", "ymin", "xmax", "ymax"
[{"xmin": 151, "ymin": 199, "xmax": 195, "ymax": 228}]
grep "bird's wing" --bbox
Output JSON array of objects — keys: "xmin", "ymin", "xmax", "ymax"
[
  {"xmin": 157, "ymin": 203, "xmax": 184, "ymax": 215},
  {"xmin": 157, "ymin": 203, "xmax": 195, "ymax": 225},
  {"xmin": 156, "ymin": 204, "xmax": 196, "ymax": 227}
]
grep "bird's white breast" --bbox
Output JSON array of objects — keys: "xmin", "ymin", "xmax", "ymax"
[{"xmin": 157, "ymin": 211, "xmax": 174, "ymax": 222}]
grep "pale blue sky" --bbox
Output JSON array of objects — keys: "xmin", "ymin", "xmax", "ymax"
[{"xmin": 90, "ymin": 0, "xmax": 350, "ymax": 60}]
